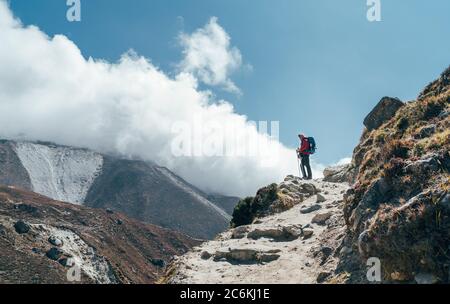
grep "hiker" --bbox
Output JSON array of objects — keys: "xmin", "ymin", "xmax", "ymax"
[{"xmin": 296, "ymin": 134, "xmax": 315, "ymax": 180}]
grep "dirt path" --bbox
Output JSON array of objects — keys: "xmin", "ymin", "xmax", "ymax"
[{"xmin": 165, "ymin": 177, "xmax": 349, "ymax": 284}]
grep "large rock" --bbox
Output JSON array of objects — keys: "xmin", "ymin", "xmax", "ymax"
[
  {"xmin": 213, "ymin": 248, "xmax": 281, "ymax": 264},
  {"xmin": 363, "ymin": 97, "xmax": 404, "ymax": 131},
  {"xmin": 300, "ymin": 204, "xmax": 321, "ymax": 214},
  {"xmin": 323, "ymin": 164, "xmax": 355, "ymax": 184},
  {"xmin": 311, "ymin": 212, "xmax": 333, "ymax": 226},
  {"xmin": 247, "ymin": 225, "xmax": 302, "ymax": 241},
  {"xmin": 14, "ymin": 220, "xmax": 31, "ymax": 234},
  {"xmin": 46, "ymin": 247, "xmax": 63, "ymax": 261}
]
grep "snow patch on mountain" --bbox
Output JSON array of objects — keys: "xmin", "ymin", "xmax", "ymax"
[
  {"xmin": 13, "ymin": 142, "xmax": 103, "ymax": 204},
  {"xmin": 35, "ymin": 224, "xmax": 116, "ymax": 284},
  {"xmin": 156, "ymin": 167, "xmax": 232, "ymax": 221}
]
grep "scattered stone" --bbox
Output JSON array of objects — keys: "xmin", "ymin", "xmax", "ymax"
[
  {"xmin": 106, "ymin": 208, "xmax": 114, "ymax": 214},
  {"xmin": 321, "ymin": 246, "xmax": 334, "ymax": 258},
  {"xmin": 258, "ymin": 253, "xmax": 280, "ymax": 263},
  {"xmin": 231, "ymin": 226, "xmax": 250, "ymax": 239},
  {"xmin": 316, "ymin": 194, "xmax": 326, "ymax": 203},
  {"xmin": 300, "ymin": 204, "xmax": 321, "ymax": 214},
  {"xmin": 14, "ymin": 220, "xmax": 31, "ymax": 234},
  {"xmin": 15, "ymin": 204, "xmax": 39, "ymax": 214},
  {"xmin": 340, "ymin": 246, "xmax": 352, "ymax": 255},
  {"xmin": 150, "ymin": 259, "xmax": 166, "ymax": 268},
  {"xmin": 48, "ymin": 236, "xmax": 63, "ymax": 247},
  {"xmin": 116, "ymin": 219, "xmax": 123, "ymax": 225},
  {"xmin": 414, "ymin": 273, "xmax": 439, "ymax": 284},
  {"xmin": 299, "ymin": 183, "xmax": 317, "ymax": 195},
  {"xmin": 323, "ymin": 164, "xmax": 354, "ymax": 183},
  {"xmin": 200, "ymin": 251, "xmax": 212, "ymax": 260},
  {"xmin": 415, "ymin": 124, "xmax": 436, "ymax": 139},
  {"xmin": 311, "ymin": 212, "xmax": 332, "ymax": 225},
  {"xmin": 31, "ymin": 248, "xmax": 41, "ymax": 254},
  {"xmin": 59, "ymin": 258, "xmax": 75, "ymax": 268},
  {"xmin": 302, "ymin": 229, "xmax": 314, "ymax": 240},
  {"xmin": 316, "ymin": 271, "xmax": 331, "ymax": 283},
  {"xmin": 46, "ymin": 247, "xmax": 63, "ymax": 261}
]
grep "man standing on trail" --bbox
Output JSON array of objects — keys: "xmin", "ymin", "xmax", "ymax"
[{"xmin": 296, "ymin": 134, "xmax": 315, "ymax": 180}]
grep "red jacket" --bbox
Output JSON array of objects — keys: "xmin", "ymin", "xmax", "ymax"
[{"xmin": 297, "ymin": 136, "xmax": 311, "ymax": 156}]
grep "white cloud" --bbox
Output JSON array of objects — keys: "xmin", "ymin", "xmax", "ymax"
[
  {"xmin": 0, "ymin": 2, "xmax": 324, "ymax": 197},
  {"xmin": 179, "ymin": 17, "xmax": 242, "ymax": 94}
]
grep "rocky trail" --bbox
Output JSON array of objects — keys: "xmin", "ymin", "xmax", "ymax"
[{"xmin": 163, "ymin": 176, "xmax": 351, "ymax": 284}]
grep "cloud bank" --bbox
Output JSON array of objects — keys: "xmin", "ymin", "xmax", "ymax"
[{"xmin": 0, "ymin": 2, "xmax": 324, "ymax": 197}]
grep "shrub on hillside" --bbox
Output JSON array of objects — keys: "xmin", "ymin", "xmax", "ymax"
[{"xmin": 230, "ymin": 183, "xmax": 278, "ymax": 227}]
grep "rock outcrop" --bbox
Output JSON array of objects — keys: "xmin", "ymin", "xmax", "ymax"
[
  {"xmin": 342, "ymin": 66, "xmax": 450, "ymax": 283},
  {"xmin": 323, "ymin": 164, "xmax": 356, "ymax": 184},
  {"xmin": 363, "ymin": 97, "xmax": 404, "ymax": 131}
]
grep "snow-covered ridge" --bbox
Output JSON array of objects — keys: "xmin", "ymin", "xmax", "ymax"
[
  {"xmin": 13, "ymin": 142, "xmax": 103, "ymax": 204},
  {"xmin": 156, "ymin": 167, "xmax": 232, "ymax": 221}
]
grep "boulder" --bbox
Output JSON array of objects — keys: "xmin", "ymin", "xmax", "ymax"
[
  {"xmin": 404, "ymin": 154, "xmax": 440, "ymax": 175},
  {"xmin": 415, "ymin": 124, "xmax": 436, "ymax": 139},
  {"xmin": 300, "ymin": 204, "xmax": 322, "ymax": 214},
  {"xmin": 316, "ymin": 194, "xmax": 326, "ymax": 203},
  {"xmin": 200, "ymin": 251, "xmax": 212, "ymax": 260},
  {"xmin": 59, "ymin": 258, "xmax": 75, "ymax": 268},
  {"xmin": 231, "ymin": 225, "xmax": 250, "ymax": 239},
  {"xmin": 299, "ymin": 183, "xmax": 317, "ymax": 195},
  {"xmin": 15, "ymin": 204, "xmax": 39, "ymax": 214},
  {"xmin": 14, "ymin": 220, "xmax": 31, "ymax": 234},
  {"xmin": 363, "ymin": 97, "xmax": 404, "ymax": 131},
  {"xmin": 214, "ymin": 248, "xmax": 281, "ymax": 264},
  {"xmin": 48, "ymin": 236, "xmax": 63, "ymax": 247},
  {"xmin": 316, "ymin": 271, "xmax": 331, "ymax": 283},
  {"xmin": 150, "ymin": 259, "xmax": 166, "ymax": 268},
  {"xmin": 247, "ymin": 225, "xmax": 302, "ymax": 241},
  {"xmin": 46, "ymin": 247, "xmax": 63, "ymax": 261},
  {"xmin": 302, "ymin": 229, "xmax": 314, "ymax": 240},
  {"xmin": 323, "ymin": 164, "xmax": 355, "ymax": 183},
  {"xmin": 311, "ymin": 212, "xmax": 332, "ymax": 225},
  {"xmin": 257, "ymin": 253, "xmax": 281, "ymax": 263}
]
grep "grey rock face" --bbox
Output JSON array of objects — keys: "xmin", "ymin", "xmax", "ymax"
[
  {"xmin": 363, "ymin": 97, "xmax": 404, "ymax": 131},
  {"xmin": 0, "ymin": 141, "xmax": 32, "ymax": 190},
  {"xmin": 323, "ymin": 164, "xmax": 355, "ymax": 184}
]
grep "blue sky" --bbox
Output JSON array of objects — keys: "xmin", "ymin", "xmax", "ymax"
[{"xmin": 8, "ymin": 0, "xmax": 450, "ymax": 164}]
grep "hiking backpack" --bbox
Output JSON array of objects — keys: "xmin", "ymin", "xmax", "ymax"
[{"xmin": 307, "ymin": 137, "xmax": 316, "ymax": 154}]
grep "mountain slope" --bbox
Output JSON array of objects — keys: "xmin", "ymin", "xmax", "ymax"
[
  {"xmin": 84, "ymin": 157, "xmax": 230, "ymax": 239},
  {"xmin": 0, "ymin": 185, "xmax": 199, "ymax": 284},
  {"xmin": 0, "ymin": 140, "xmax": 32, "ymax": 190},
  {"xmin": 0, "ymin": 140, "xmax": 230, "ymax": 239},
  {"xmin": 342, "ymin": 66, "xmax": 450, "ymax": 282}
]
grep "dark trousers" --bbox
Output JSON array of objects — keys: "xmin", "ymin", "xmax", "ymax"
[{"xmin": 300, "ymin": 154, "xmax": 312, "ymax": 180}]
